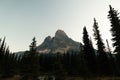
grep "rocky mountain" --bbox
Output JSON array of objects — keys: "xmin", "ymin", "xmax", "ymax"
[{"xmin": 37, "ymin": 29, "xmax": 81, "ymax": 53}]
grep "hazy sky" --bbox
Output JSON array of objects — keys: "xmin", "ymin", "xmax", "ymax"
[{"xmin": 0, "ymin": 0, "xmax": 120, "ymax": 52}]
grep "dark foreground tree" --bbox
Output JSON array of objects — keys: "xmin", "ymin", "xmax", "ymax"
[
  {"xmin": 108, "ymin": 5, "xmax": 120, "ymax": 75},
  {"xmin": 0, "ymin": 38, "xmax": 18, "ymax": 77},
  {"xmin": 93, "ymin": 18, "xmax": 110, "ymax": 75},
  {"xmin": 20, "ymin": 37, "xmax": 39, "ymax": 80},
  {"xmin": 82, "ymin": 27, "xmax": 97, "ymax": 75},
  {"xmin": 108, "ymin": 5, "xmax": 120, "ymax": 54}
]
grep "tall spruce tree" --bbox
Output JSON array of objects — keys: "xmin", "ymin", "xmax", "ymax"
[
  {"xmin": 108, "ymin": 5, "xmax": 120, "ymax": 75},
  {"xmin": 108, "ymin": 5, "xmax": 120, "ymax": 54},
  {"xmin": 20, "ymin": 37, "xmax": 39, "ymax": 79},
  {"xmin": 82, "ymin": 27, "xmax": 96, "ymax": 75},
  {"xmin": 93, "ymin": 18, "xmax": 109, "ymax": 75},
  {"xmin": 28, "ymin": 37, "xmax": 39, "ymax": 76},
  {"xmin": 93, "ymin": 18, "xmax": 105, "ymax": 54}
]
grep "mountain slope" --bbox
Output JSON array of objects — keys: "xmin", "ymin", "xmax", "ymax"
[{"xmin": 37, "ymin": 29, "xmax": 80, "ymax": 53}]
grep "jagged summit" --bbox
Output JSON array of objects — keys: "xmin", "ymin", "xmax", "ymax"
[
  {"xmin": 55, "ymin": 29, "xmax": 68, "ymax": 39},
  {"xmin": 37, "ymin": 29, "xmax": 80, "ymax": 53}
]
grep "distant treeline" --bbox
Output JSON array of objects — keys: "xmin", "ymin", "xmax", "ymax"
[{"xmin": 0, "ymin": 5, "xmax": 120, "ymax": 80}]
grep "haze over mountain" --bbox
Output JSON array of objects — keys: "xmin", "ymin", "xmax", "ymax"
[{"xmin": 37, "ymin": 29, "xmax": 80, "ymax": 53}]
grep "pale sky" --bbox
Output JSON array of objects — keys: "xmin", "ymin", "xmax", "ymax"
[{"xmin": 0, "ymin": 0, "xmax": 119, "ymax": 52}]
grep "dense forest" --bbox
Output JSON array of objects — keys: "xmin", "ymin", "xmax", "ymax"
[{"xmin": 0, "ymin": 5, "xmax": 120, "ymax": 80}]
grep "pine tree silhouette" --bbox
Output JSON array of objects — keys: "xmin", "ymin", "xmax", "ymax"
[
  {"xmin": 93, "ymin": 18, "xmax": 109, "ymax": 75},
  {"xmin": 82, "ymin": 27, "xmax": 97, "ymax": 75},
  {"xmin": 20, "ymin": 37, "xmax": 39, "ymax": 80},
  {"xmin": 108, "ymin": 5, "xmax": 120, "ymax": 75}
]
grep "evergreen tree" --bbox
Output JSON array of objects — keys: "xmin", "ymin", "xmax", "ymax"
[
  {"xmin": 93, "ymin": 18, "xmax": 109, "ymax": 75},
  {"xmin": 93, "ymin": 18, "xmax": 105, "ymax": 54},
  {"xmin": 108, "ymin": 5, "xmax": 120, "ymax": 75},
  {"xmin": 29, "ymin": 37, "xmax": 37, "ymax": 53},
  {"xmin": 82, "ymin": 27, "xmax": 97, "ymax": 75},
  {"xmin": 0, "ymin": 38, "xmax": 18, "ymax": 77},
  {"xmin": 0, "ymin": 38, "xmax": 8, "ymax": 76},
  {"xmin": 20, "ymin": 37, "xmax": 39, "ymax": 79},
  {"xmin": 28, "ymin": 37, "xmax": 39, "ymax": 76},
  {"xmin": 108, "ymin": 5, "xmax": 120, "ymax": 54}
]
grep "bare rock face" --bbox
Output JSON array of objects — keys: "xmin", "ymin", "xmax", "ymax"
[
  {"xmin": 37, "ymin": 29, "xmax": 80, "ymax": 53},
  {"xmin": 55, "ymin": 29, "xmax": 68, "ymax": 39}
]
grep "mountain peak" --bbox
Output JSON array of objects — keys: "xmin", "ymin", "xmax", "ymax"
[
  {"xmin": 37, "ymin": 29, "xmax": 80, "ymax": 53},
  {"xmin": 55, "ymin": 29, "xmax": 68, "ymax": 39}
]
